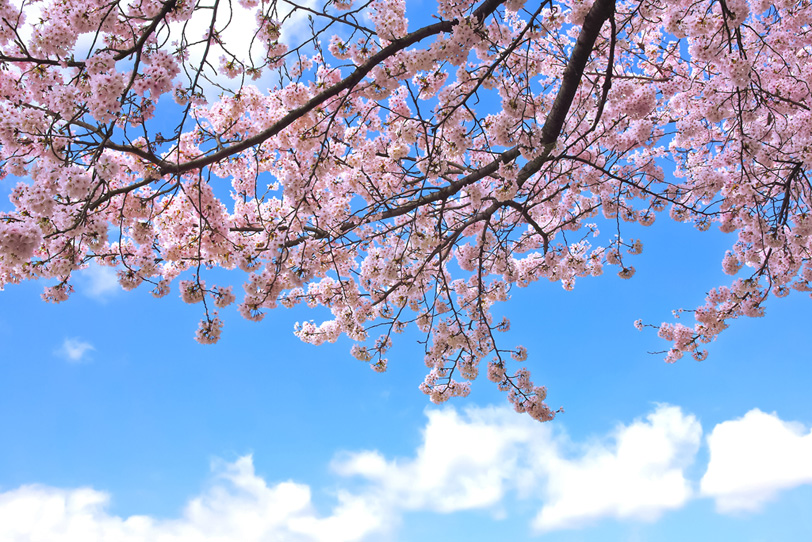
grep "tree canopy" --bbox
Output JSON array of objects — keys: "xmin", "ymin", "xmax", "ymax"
[{"xmin": 1, "ymin": 0, "xmax": 810, "ymax": 420}]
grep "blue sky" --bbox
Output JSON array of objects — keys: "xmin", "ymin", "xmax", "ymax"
[
  {"xmin": 2, "ymin": 202, "xmax": 812, "ymax": 541},
  {"xmin": 2, "ymin": 0, "xmax": 812, "ymax": 540}
]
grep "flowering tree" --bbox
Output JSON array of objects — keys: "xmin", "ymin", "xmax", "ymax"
[{"xmin": 1, "ymin": 0, "xmax": 810, "ymax": 420}]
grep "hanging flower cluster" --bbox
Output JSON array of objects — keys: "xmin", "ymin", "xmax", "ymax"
[{"xmin": 2, "ymin": 0, "xmax": 811, "ymax": 420}]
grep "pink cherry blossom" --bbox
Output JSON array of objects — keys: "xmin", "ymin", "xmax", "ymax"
[{"xmin": 1, "ymin": 0, "xmax": 811, "ymax": 420}]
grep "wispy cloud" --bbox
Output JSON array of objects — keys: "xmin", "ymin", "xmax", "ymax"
[
  {"xmin": 700, "ymin": 408, "xmax": 812, "ymax": 512},
  {"xmin": 77, "ymin": 265, "xmax": 120, "ymax": 301},
  {"xmin": 56, "ymin": 338, "xmax": 95, "ymax": 362}
]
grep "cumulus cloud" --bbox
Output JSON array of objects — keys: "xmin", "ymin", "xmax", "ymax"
[
  {"xmin": 0, "ymin": 405, "xmax": 701, "ymax": 540},
  {"xmin": 700, "ymin": 408, "xmax": 812, "ymax": 512},
  {"xmin": 56, "ymin": 338, "xmax": 95, "ymax": 362},
  {"xmin": 334, "ymin": 404, "xmax": 702, "ymax": 531},
  {"xmin": 6, "ymin": 405, "xmax": 809, "ymax": 540},
  {"xmin": 332, "ymin": 405, "xmax": 549, "ymax": 513},
  {"xmin": 531, "ymin": 405, "xmax": 702, "ymax": 532},
  {"xmin": 0, "ymin": 455, "xmax": 387, "ymax": 542}
]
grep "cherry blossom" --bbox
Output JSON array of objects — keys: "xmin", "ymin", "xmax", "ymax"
[{"xmin": 2, "ymin": 0, "xmax": 811, "ymax": 420}]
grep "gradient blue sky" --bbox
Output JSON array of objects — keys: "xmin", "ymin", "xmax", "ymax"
[
  {"xmin": 2, "ymin": 194, "xmax": 812, "ymax": 541},
  {"xmin": 2, "ymin": 1, "xmax": 812, "ymax": 540}
]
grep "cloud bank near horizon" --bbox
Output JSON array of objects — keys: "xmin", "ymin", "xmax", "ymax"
[{"xmin": 1, "ymin": 405, "xmax": 810, "ymax": 541}]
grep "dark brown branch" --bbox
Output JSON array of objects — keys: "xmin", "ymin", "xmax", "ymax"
[
  {"xmin": 165, "ymin": 0, "xmax": 614, "ymax": 255},
  {"xmin": 0, "ymin": 0, "xmax": 179, "ymax": 67},
  {"xmin": 139, "ymin": 0, "xmax": 507, "ymax": 175},
  {"xmin": 378, "ymin": 147, "xmax": 522, "ymax": 221},
  {"xmin": 539, "ymin": 0, "xmax": 615, "ymax": 147},
  {"xmin": 516, "ymin": 0, "xmax": 615, "ymax": 184},
  {"xmin": 271, "ymin": 0, "xmax": 616, "ymax": 249}
]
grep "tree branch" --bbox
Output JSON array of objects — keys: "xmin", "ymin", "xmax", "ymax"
[{"xmin": 149, "ymin": 0, "xmax": 507, "ymax": 176}]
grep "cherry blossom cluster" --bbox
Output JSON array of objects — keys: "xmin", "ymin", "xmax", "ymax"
[{"xmin": 2, "ymin": 0, "xmax": 812, "ymax": 420}]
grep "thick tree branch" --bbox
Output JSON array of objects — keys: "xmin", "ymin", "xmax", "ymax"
[
  {"xmin": 143, "ymin": 0, "xmax": 507, "ymax": 176},
  {"xmin": 280, "ymin": 0, "xmax": 616, "ymax": 247},
  {"xmin": 517, "ymin": 0, "xmax": 615, "ymax": 184},
  {"xmin": 539, "ymin": 0, "xmax": 615, "ymax": 146}
]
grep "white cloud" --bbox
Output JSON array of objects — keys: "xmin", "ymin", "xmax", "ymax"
[
  {"xmin": 165, "ymin": 0, "xmax": 319, "ymax": 98},
  {"xmin": 9, "ymin": 405, "xmax": 807, "ymax": 540},
  {"xmin": 334, "ymin": 404, "xmax": 701, "ymax": 532},
  {"xmin": 700, "ymin": 408, "xmax": 812, "ymax": 512},
  {"xmin": 56, "ymin": 338, "xmax": 95, "ymax": 362},
  {"xmin": 77, "ymin": 265, "xmax": 120, "ymax": 301},
  {"xmin": 531, "ymin": 405, "xmax": 702, "ymax": 532},
  {"xmin": 0, "ymin": 455, "xmax": 388, "ymax": 542},
  {"xmin": 332, "ymin": 406, "xmax": 548, "ymax": 513},
  {"xmin": 12, "ymin": 0, "xmax": 319, "ymax": 103}
]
